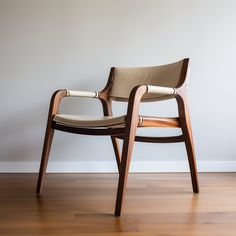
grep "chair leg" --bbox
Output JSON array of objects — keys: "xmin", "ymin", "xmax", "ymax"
[
  {"xmin": 36, "ymin": 127, "xmax": 54, "ymax": 194},
  {"xmin": 114, "ymin": 133, "xmax": 135, "ymax": 217},
  {"xmin": 111, "ymin": 137, "xmax": 121, "ymax": 173},
  {"xmin": 181, "ymin": 108, "xmax": 199, "ymax": 193}
]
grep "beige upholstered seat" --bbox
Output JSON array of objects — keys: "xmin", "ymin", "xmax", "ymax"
[{"xmin": 53, "ymin": 114, "xmax": 126, "ymax": 127}]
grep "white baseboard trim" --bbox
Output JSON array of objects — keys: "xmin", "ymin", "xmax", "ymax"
[{"xmin": 0, "ymin": 161, "xmax": 236, "ymax": 173}]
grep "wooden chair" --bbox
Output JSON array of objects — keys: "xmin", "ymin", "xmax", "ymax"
[{"xmin": 36, "ymin": 58, "xmax": 199, "ymax": 216}]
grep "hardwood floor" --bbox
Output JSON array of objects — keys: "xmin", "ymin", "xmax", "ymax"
[{"xmin": 1, "ymin": 173, "xmax": 236, "ymax": 235}]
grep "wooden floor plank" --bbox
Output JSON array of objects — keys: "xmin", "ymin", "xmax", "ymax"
[{"xmin": 0, "ymin": 173, "xmax": 236, "ymax": 235}]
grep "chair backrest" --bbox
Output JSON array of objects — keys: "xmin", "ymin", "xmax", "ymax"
[{"xmin": 109, "ymin": 58, "xmax": 189, "ymax": 102}]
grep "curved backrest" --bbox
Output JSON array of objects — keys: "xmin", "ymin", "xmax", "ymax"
[{"xmin": 110, "ymin": 58, "xmax": 189, "ymax": 102}]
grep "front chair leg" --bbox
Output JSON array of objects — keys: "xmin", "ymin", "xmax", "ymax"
[
  {"xmin": 36, "ymin": 90, "xmax": 67, "ymax": 194},
  {"xmin": 114, "ymin": 85, "xmax": 147, "ymax": 216},
  {"xmin": 114, "ymin": 128, "xmax": 136, "ymax": 217},
  {"xmin": 36, "ymin": 127, "xmax": 54, "ymax": 194}
]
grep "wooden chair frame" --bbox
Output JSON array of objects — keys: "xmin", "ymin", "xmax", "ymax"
[{"xmin": 36, "ymin": 58, "xmax": 199, "ymax": 217}]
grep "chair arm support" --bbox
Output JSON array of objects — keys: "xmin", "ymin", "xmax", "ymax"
[
  {"xmin": 48, "ymin": 90, "xmax": 68, "ymax": 117},
  {"xmin": 125, "ymin": 85, "xmax": 148, "ymax": 126},
  {"xmin": 127, "ymin": 84, "xmax": 176, "ymax": 106},
  {"xmin": 126, "ymin": 84, "xmax": 177, "ymax": 126},
  {"xmin": 146, "ymin": 85, "xmax": 176, "ymax": 95},
  {"xmin": 66, "ymin": 90, "xmax": 99, "ymax": 98},
  {"xmin": 48, "ymin": 89, "xmax": 99, "ymax": 119}
]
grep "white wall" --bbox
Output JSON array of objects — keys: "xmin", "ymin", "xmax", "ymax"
[{"xmin": 1, "ymin": 0, "xmax": 236, "ymax": 172}]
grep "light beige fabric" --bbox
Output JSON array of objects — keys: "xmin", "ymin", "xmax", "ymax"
[
  {"xmin": 53, "ymin": 114, "xmax": 126, "ymax": 127},
  {"xmin": 110, "ymin": 59, "xmax": 184, "ymax": 102},
  {"xmin": 66, "ymin": 90, "xmax": 98, "ymax": 98}
]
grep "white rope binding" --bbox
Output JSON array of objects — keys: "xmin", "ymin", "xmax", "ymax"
[
  {"xmin": 66, "ymin": 90, "xmax": 99, "ymax": 98},
  {"xmin": 146, "ymin": 85, "xmax": 176, "ymax": 95}
]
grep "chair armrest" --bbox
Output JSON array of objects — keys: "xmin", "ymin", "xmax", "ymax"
[
  {"xmin": 47, "ymin": 89, "xmax": 100, "ymax": 120},
  {"xmin": 146, "ymin": 85, "xmax": 176, "ymax": 95},
  {"xmin": 66, "ymin": 90, "xmax": 99, "ymax": 98}
]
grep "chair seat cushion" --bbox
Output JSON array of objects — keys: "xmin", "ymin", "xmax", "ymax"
[{"xmin": 53, "ymin": 114, "xmax": 126, "ymax": 127}]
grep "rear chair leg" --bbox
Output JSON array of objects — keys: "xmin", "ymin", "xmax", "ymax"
[
  {"xmin": 182, "ymin": 120, "xmax": 199, "ymax": 193},
  {"xmin": 36, "ymin": 127, "xmax": 54, "ymax": 194},
  {"xmin": 111, "ymin": 137, "xmax": 121, "ymax": 173},
  {"xmin": 180, "ymin": 103, "xmax": 199, "ymax": 193}
]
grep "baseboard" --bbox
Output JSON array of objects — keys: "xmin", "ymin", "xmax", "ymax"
[{"xmin": 0, "ymin": 161, "xmax": 236, "ymax": 173}]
